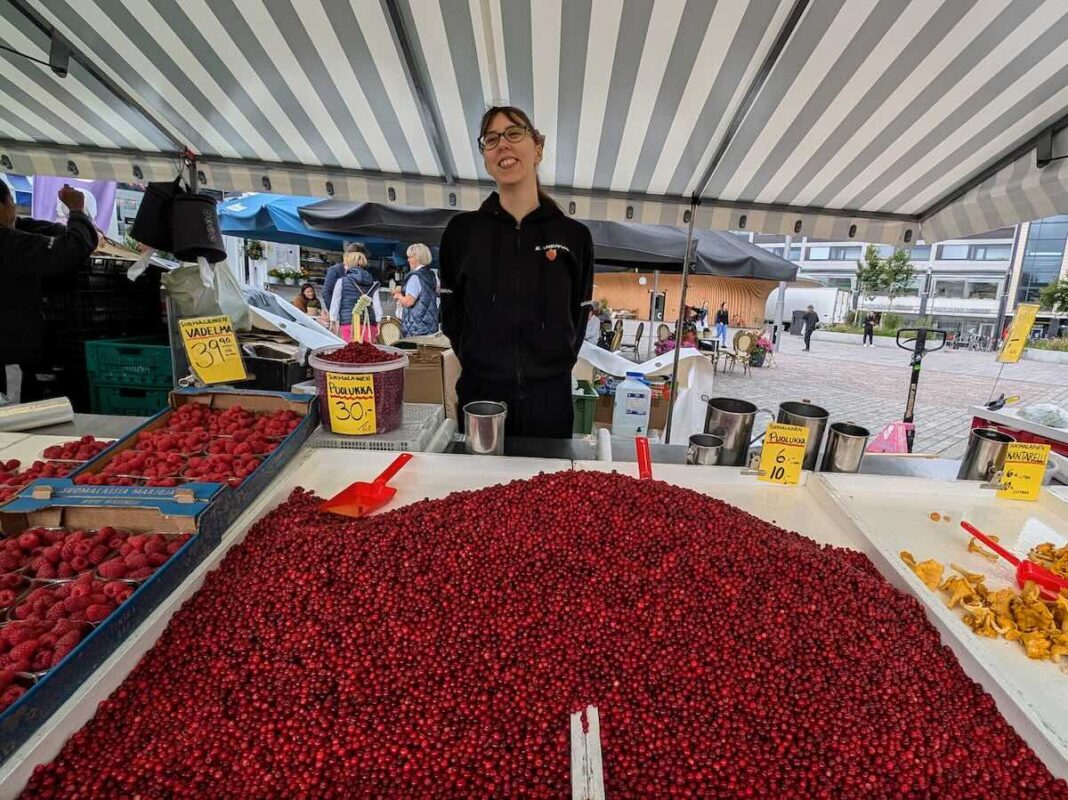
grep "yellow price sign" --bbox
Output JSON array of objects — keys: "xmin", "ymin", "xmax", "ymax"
[
  {"xmin": 997, "ymin": 303, "xmax": 1039, "ymax": 363},
  {"xmin": 997, "ymin": 442, "xmax": 1050, "ymax": 502},
  {"xmin": 758, "ymin": 423, "xmax": 809, "ymax": 485},
  {"xmin": 325, "ymin": 372, "xmax": 377, "ymax": 435},
  {"xmin": 178, "ymin": 315, "xmax": 247, "ymax": 384}
]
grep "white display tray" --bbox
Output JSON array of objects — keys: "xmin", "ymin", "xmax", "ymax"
[
  {"xmin": 0, "ymin": 449, "xmax": 571, "ymax": 796},
  {"xmin": 818, "ymin": 473, "xmax": 1068, "ymax": 779},
  {"xmin": 573, "ymin": 461, "xmax": 862, "ymax": 549}
]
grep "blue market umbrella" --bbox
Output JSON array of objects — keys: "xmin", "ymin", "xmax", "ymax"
[{"xmin": 219, "ymin": 193, "xmax": 396, "ymax": 255}]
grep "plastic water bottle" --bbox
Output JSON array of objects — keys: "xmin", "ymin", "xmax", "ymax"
[{"xmin": 611, "ymin": 372, "xmax": 652, "ymax": 436}]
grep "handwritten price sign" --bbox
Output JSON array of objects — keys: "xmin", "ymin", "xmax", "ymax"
[
  {"xmin": 758, "ymin": 423, "xmax": 809, "ymax": 485},
  {"xmin": 178, "ymin": 315, "xmax": 247, "ymax": 384},
  {"xmin": 326, "ymin": 373, "xmax": 377, "ymax": 435},
  {"xmin": 997, "ymin": 442, "xmax": 1050, "ymax": 502}
]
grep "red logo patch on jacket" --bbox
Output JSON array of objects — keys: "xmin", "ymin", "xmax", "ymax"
[{"xmin": 545, "ymin": 248, "xmax": 557, "ymax": 262}]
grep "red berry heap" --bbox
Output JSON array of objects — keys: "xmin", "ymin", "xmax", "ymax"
[
  {"xmin": 0, "ymin": 570, "xmax": 28, "ymax": 614},
  {"xmin": 19, "ymin": 473, "xmax": 1068, "ymax": 798},
  {"xmin": 0, "ymin": 438, "xmax": 112, "ymax": 502},
  {"xmin": 41, "ymin": 436, "xmax": 110, "ymax": 462},
  {"xmin": 72, "ymin": 405, "xmax": 299, "ymax": 488},
  {"xmin": 317, "ymin": 341, "xmax": 400, "ymax": 364},
  {"xmin": 0, "ymin": 669, "xmax": 33, "ymax": 713},
  {"xmin": 17, "ymin": 528, "xmax": 114, "ymax": 581},
  {"xmin": 0, "ymin": 460, "xmax": 77, "ymax": 502},
  {"xmin": 2, "ymin": 574, "xmax": 117, "ymax": 674},
  {"xmin": 97, "ymin": 533, "xmax": 192, "ymax": 582}
]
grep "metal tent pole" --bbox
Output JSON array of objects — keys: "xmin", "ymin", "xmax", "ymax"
[
  {"xmin": 663, "ymin": 200, "xmax": 698, "ymax": 444},
  {"xmin": 773, "ymin": 234, "xmax": 791, "ymax": 351}
]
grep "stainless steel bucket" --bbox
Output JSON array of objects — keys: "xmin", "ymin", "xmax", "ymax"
[
  {"xmin": 463, "ymin": 401, "xmax": 507, "ymax": 456},
  {"xmin": 703, "ymin": 398, "xmax": 773, "ymax": 466},
  {"xmin": 776, "ymin": 400, "xmax": 829, "ymax": 472},
  {"xmin": 820, "ymin": 422, "xmax": 870, "ymax": 473},
  {"xmin": 687, "ymin": 434, "xmax": 724, "ymax": 466},
  {"xmin": 957, "ymin": 427, "xmax": 1014, "ymax": 481}
]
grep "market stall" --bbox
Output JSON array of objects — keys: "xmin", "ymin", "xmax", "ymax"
[{"xmin": 3, "ymin": 0, "xmax": 1068, "ymax": 795}]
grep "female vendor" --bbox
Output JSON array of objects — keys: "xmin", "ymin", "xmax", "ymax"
[{"xmin": 440, "ymin": 106, "xmax": 594, "ymax": 438}]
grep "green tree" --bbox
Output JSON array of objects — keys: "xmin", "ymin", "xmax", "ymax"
[
  {"xmin": 882, "ymin": 248, "xmax": 916, "ymax": 311},
  {"xmin": 1039, "ymin": 278, "xmax": 1068, "ymax": 313},
  {"xmin": 855, "ymin": 245, "xmax": 885, "ymax": 302},
  {"xmin": 1041, "ymin": 278, "xmax": 1068, "ymax": 340},
  {"xmin": 854, "ymin": 245, "xmax": 915, "ymax": 311}
]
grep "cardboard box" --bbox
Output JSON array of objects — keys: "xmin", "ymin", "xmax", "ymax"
[
  {"xmin": 593, "ymin": 393, "xmax": 669, "ymax": 433},
  {"xmin": 398, "ymin": 338, "xmax": 460, "ymax": 420},
  {"xmin": 0, "ymin": 501, "xmax": 209, "ymax": 764}
]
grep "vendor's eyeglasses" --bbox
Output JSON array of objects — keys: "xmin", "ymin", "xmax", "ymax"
[{"xmin": 478, "ymin": 124, "xmax": 531, "ymax": 152}]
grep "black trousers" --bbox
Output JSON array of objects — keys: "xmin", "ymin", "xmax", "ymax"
[
  {"xmin": 862, "ymin": 329, "xmax": 874, "ymax": 345},
  {"xmin": 457, "ymin": 373, "xmax": 573, "ymax": 439},
  {"xmin": 803, "ymin": 329, "xmax": 813, "ymax": 350}
]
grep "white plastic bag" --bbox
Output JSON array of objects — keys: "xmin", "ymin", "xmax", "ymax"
[
  {"xmin": 161, "ymin": 258, "xmax": 252, "ymax": 330},
  {"xmin": 1017, "ymin": 403, "xmax": 1068, "ymax": 429}
]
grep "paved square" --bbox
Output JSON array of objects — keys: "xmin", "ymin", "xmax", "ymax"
[{"xmin": 705, "ymin": 334, "xmax": 1068, "ymax": 458}]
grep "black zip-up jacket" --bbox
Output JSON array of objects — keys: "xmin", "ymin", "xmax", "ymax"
[
  {"xmin": 439, "ymin": 193, "xmax": 594, "ymax": 388},
  {"xmin": 0, "ymin": 212, "xmax": 98, "ymax": 362}
]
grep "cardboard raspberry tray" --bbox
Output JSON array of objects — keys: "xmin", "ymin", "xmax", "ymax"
[
  {"xmin": 0, "ymin": 500, "xmax": 208, "ymax": 765},
  {"xmin": 64, "ymin": 388, "xmax": 317, "ymax": 519}
]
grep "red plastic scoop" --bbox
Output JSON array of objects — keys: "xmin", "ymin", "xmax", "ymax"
[
  {"xmin": 636, "ymin": 436, "xmax": 652, "ymax": 480},
  {"xmin": 960, "ymin": 520, "xmax": 1068, "ymax": 599},
  {"xmin": 320, "ymin": 453, "xmax": 412, "ymax": 518}
]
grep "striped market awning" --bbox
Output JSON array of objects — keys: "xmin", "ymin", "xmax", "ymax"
[{"xmin": 2, "ymin": 0, "xmax": 1067, "ymax": 242}]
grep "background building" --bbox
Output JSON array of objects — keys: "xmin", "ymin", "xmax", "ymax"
[{"xmin": 742, "ymin": 217, "xmax": 1068, "ymax": 340}]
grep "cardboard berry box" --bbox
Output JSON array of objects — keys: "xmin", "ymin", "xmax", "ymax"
[
  {"xmin": 0, "ymin": 499, "xmax": 207, "ymax": 764},
  {"xmin": 61, "ymin": 388, "xmax": 317, "ymax": 515}
]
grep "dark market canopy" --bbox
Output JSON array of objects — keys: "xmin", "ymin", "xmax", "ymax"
[
  {"xmin": 299, "ymin": 199, "xmax": 797, "ymax": 281},
  {"xmin": 2, "ymin": 1, "xmax": 1067, "ymax": 242}
]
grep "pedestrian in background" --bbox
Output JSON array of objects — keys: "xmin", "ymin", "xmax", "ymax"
[
  {"xmin": 802, "ymin": 305, "xmax": 820, "ymax": 352},
  {"xmin": 322, "ymin": 242, "xmax": 368, "ymax": 311},
  {"xmin": 714, "ymin": 302, "xmax": 729, "ymax": 346},
  {"xmin": 862, "ymin": 312, "xmax": 875, "ymax": 347},
  {"xmin": 329, "ymin": 251, "xmax": 382, "ymax": 342},
  {"xmin": 292, "ymin": 283, "xmax": 322, "ymax": 317},
  {"xmin": 393, "ymin": 243, "xmax": 439, "ymax": 337}
]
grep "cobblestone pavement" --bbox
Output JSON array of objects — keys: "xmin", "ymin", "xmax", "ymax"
[{"xmin": 706, "ymin": 335, "xmax": 1068, "ymax": 458}]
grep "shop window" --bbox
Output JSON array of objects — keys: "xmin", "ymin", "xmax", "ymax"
[
  {"xmin": 935, "ymin": 280, "xmax": 965, "ymax": 298},
  {"xmin": 937, "ymin": 244, "xmax": 970, "ymax": 260},
  {"xmin": 965, "ymin": 281, "xmax": 999, "ymax": 300},
  {"xmin": 806, "ymin": 246, "xmax": 862, "ymax": 261}
]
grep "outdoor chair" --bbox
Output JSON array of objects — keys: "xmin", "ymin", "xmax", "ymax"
[
  {"xmin": 609, "ymin": 327, "xmax": 624, "ymax": 352},
  {"xmin": 722, "ymin": 330, "xmax": 756, "ymax": 376},
  {"xmin": 621, "ymin": 322, "xmax": 644, "ymax": 360}
]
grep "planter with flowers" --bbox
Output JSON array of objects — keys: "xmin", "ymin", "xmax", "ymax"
[{"xmin": 748, "ymin": 335, "xmax": 773, "ymax": 368}]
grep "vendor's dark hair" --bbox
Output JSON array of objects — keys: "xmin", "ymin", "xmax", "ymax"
[
  {"xmin": 300, "ymin": 282, "xmax": 316, "ymax": 296},
  {"xmin": 0, "ymin": 180, "xmax": 11, "ymax": 206},
  {"xmin": 479, "ymin": 105, "xmax": 558, "ymax": 210}
]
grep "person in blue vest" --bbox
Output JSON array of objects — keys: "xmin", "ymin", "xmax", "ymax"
[
  {"xmin": 328, "ymin": 250, "xmax": 382, "ymax": 343},
  {"xmin": 322, "ymin": 241, "xmax": 368, "ymax": 313},
  {"xmin": 392, "ymin": 243, "xmax": 439, "ymax": 337}
]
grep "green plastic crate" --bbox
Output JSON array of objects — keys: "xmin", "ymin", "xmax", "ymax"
[
  {"xmin": 91, "ymin": 384, "xmax": 171, "ymax": 417},
  {"xmin": 572, "ymin": 379, "xmax": 597, "ymax": 434},
  {"xmin": 85, "ymin": 337, "xmax": 172, "ymax": 388}
]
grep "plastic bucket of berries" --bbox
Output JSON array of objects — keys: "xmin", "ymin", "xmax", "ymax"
[{"xmin": 309, "ymin": 342, "xmax": 409, "ymax": 435}]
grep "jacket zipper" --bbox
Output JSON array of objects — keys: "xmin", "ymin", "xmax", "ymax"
[{"xmin": 514, "ymin": 221, "xmax": 525, "ymax": 389}]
